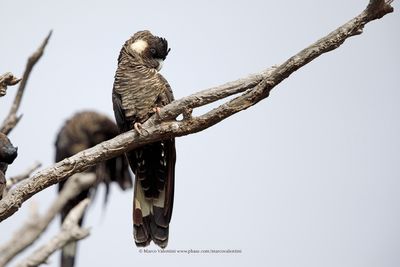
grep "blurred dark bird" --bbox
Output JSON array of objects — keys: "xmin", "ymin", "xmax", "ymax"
[
  {"xmin": 112, "ymin": 30, "xmax": 176, "ymax": 248},
  {"xmin": 0, "ymin": 132, "xmax": 18, "ymax": 200},
  {"xmin": 55, "ymin": 111, "xmax": 132, "ymax": 267}
]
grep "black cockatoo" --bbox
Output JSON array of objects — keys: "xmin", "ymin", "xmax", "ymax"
[
  {"xmin": 55, "ymin": 111, "xmax": 132, "ymax": 267},
  {"xmin": 112, "ymin": 30, "xmax": 176, "ymax": 248}
]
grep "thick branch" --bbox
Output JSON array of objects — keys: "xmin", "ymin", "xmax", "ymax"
[
  {"xmin": 0, "ymin": 73, "xmax": 20, "ymax": 97},
  {"xmin": 0, "ymin": 31, "xmax": 52, "ymax": 135},
  {"xmin": 14, "ymin": 199, "xmax": 90, "ymax": 267},
  {"xmin": 5, "ymin": 162, "xmax": 42, "ymax": 192},
  {"xmin": 159, "ymin": 69, "xmax": 274, "ymax": 121},
  {"xmin": 0, "ymin": 173, "xmax": 95, "ymax": 266},
  {"xmin": 0, "ymin": 1, "xmax": 393, "ymax": 222}
]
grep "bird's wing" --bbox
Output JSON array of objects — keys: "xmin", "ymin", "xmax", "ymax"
[
  {"xmin": 112, "ymin": 92, "xmax": 131, "ymax": 133},
  {"xmin": 163, "ymin": 138, "xmax": 176, "ymax": 220}
]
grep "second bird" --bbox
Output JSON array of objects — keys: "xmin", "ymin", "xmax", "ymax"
[{"xmin": 112, "ymin": 30, "xmax": 176, "ymax": 248}]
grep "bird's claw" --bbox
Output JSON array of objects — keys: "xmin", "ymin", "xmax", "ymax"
[
  {"xmin": 152, "ymin": 107, "xmax": 162, "ymax": 119},
  {"xmin": 134, "ymin": 122, "xmax": 149, "ymax": 136}
]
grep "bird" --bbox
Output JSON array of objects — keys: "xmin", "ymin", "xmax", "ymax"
[
  {"xmin": 0, "ymin": 133, "xmax": 18, "ymax": 200},
  {"xmin": 55, "ymin": 111, "xmax": 132, "ymax": 267},
  {"xmin": 112, "ymin": 30, "xmax": 176, "ymax": 248}
]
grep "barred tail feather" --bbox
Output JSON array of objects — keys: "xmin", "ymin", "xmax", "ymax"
[
  {"xmin": 129, "ymin": 139, "xmax": 175, "ymax": 248},
  {"xmin": 133, "ymin": 180, "xmax": 170, "ymax": 248}
]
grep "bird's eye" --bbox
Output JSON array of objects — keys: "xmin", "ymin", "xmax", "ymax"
[{"xmin": 150, "ymin": 48, "xmax": 156, "ymax": 55}]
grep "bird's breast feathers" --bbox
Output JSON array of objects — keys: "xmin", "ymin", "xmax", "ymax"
[{"xmin": 114, "ymin": 67, "xmax": 170, "ymax": 122}]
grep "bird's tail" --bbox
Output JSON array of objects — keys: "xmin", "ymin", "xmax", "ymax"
[
  {"xmin": 133, "ymin": 181, "xmax": 171, "ymax": 248},
  {"xmin": 129, "ymin": 140, "xmax": 175, "ymax": 248}
]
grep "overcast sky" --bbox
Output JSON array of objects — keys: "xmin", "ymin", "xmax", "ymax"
[{"xmin": 1, "ymin": 1, "xmax": 399, "ymax": 266}]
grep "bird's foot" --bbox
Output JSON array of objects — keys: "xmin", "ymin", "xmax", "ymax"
[
  {"xmin": 152, "ymin": 107, "xmax": 162, "ymax": 119},
  {"xmin": 134, "ymin": 122, "xmax": 149, "ymax": 136},
  {"xmin": 183, "ymin": 107, "xmax": 193, "ymax": 120}
]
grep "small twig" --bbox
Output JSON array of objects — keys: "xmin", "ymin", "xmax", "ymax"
[
  {"xmin": 0, "ymin": 31, "xmax": 52, "ymax": 135},
  {"xmin": 0, "ymin": 173, "xmax": 96, "ymax": 266},
  {"xmin": 5, "ymin": 162, "xmax": 42, "ymax": 192},
  {"xmin": 0, "ymin": 73, "xmax": 20, "ymax": 97},
  {"xmin": 14, "ymin": 199, "xmax": 90, "ymax": 267}
]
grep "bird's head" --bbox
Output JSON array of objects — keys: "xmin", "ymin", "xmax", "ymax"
[{"xmin": 124, "ymin": 30, "xmax": 170, "ymax": 71}]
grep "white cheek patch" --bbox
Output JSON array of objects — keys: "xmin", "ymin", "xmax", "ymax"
[
  {"xmin": 130, "ymin": 39, "xmax": 148, "ymax": 54},
  {"xmin": 156, "ymin": 59, "xmax": 164, "ymax": 71}
]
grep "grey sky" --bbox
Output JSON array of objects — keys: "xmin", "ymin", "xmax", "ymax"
[{"xmin": 0, "ymin": 0, "xmax": 399, "ymax": 266}]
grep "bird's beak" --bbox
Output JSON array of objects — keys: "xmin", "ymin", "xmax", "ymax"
[{"xmin": 156, "ymin": 59, "xmax": 164, "ymax": 71}]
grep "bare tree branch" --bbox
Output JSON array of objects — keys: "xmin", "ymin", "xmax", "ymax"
[
  {"xmin": 0, "ymin": 73, "xmax": 20, "ymax": 98},
  {"xmin": 0, "ymin": 173, "xmax": 95, "ymax": 266},
  {"xmin": 14, "ymin": 199, "xmax": 90, "ymax": 267},
  {"xmin": 0, "ymin": 31, "xmax": 52, "ymax": 135},
  {"xmin": 0, "ymin": 202, "xmax": 39, "ymax": 253},
  {"xmin": 0, "ymin": 0, "xmax": 394, "ymax": 222},
  {"xmin": 4, "ymin": 162, "xmax": 42, "ymax": 192}
]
